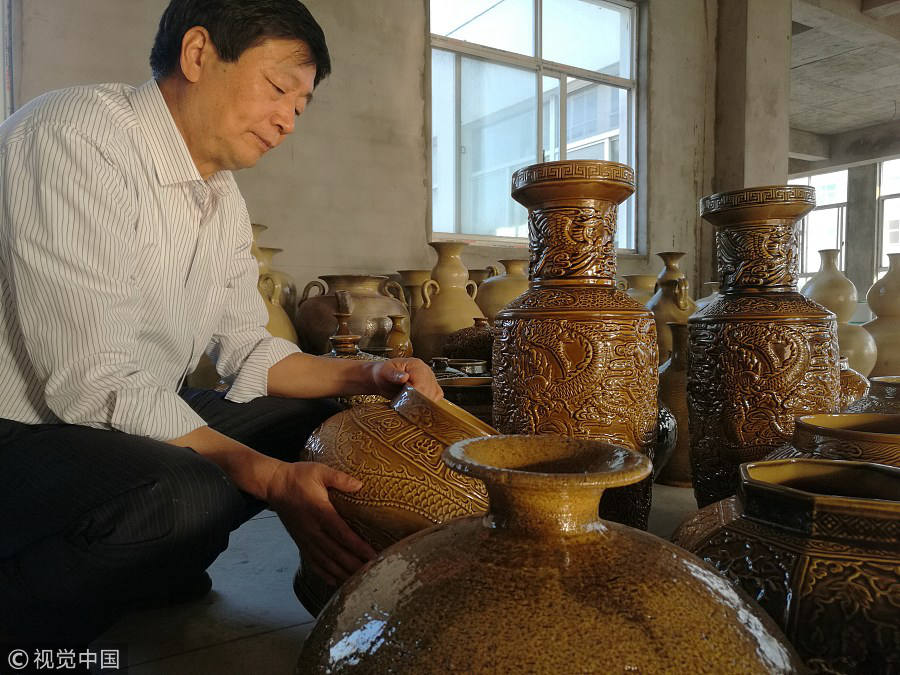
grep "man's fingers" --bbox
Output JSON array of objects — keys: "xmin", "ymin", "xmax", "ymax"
[
  {"xmin": 301, "ymin": 546, "xmax": 341, "ymax": 586},
  {"xmin": 317, "ymin": 504, "xmax": 378, "ymax": 561},
  {"xmin": 320, "ymin": 465, "xmax": 363, "ymax": 493}
]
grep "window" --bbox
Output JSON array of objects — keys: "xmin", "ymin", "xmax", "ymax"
[
  {"xmin": 0, "ymin": 0, "xmax": 10, "ymax": 119},
  {"xmin": 430, "ymin": 0, "xmax": 637, "ymax": 248},
  {"xmin": 788, "ymin": 171, "xmax": 848, "ymax": 288},
  {"xmin": 878, "ymin": 158, "xmax": 900, "ymax": 280}
]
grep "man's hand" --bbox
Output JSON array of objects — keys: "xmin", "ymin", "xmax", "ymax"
[
  {"xmin": 371, "ymin": 358, "xmax": 443, "ymax": 401},
  {"xmin": 266, "ymin": 461, "xmax": 377, "ymax": 586}
]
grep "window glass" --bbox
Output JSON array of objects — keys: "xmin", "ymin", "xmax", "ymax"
[
  {"xmin": 430, "ymin": 0, "xmax": 534, "ymax": 56},
  {"xmin": 565, "ymin": 78, "xmax": 624, "ymax": 161},
  {"xmin": 431, "ymin": 50, "xmax": 456, "ymax": 234},
  {"xmin": 542, "ymin": 75, "xmax": 560, "ymax": 162},
  {"xmin": 808, "ymin": 170, "xmax": 847, "ymax": 206},
  {"xmin": 803, "ymin": 207, "xmax": 843, "ymax": 276},
  {"xmin": 882, "ymin": 196, "xmax": 900, "ymax": 268},
  {"xmin": 542, "ymin": 0, "xmax": 631, "ymax": 78},
  {"xmin": 881, "ymin": 158, "xmax": 900, "ymax": 196}
]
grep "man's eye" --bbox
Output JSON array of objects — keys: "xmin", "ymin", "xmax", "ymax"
[{"xmin": 271, "ymin": 82, "xmax": 285, "ymax": 95}]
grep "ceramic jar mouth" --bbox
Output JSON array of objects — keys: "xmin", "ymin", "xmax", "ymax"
[
  {"xmin": 510, "ymin": 160, "xmax": 635, "ymax": 207},
  {"xmin": 870, "ymin": 377, "xmax": 900, "ymax": 397},
  {"xmin": 795, "ymin": 413, "xmax": 900, "ymax": 443},
  {"xmin": 391, "ymin": 385, "xmax": 497, "ymax": 442},
  {"xmin": 319, "ymin": 274, "xmax": 388, "ymax": 290}
]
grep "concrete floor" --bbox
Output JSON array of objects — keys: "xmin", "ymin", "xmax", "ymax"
[{"xmin": 91, "ymin": 485, "xmax": 699, "ymax": 674}]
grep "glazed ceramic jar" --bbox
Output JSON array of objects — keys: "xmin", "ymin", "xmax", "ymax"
[
  {"xmin": 468, "ymin": 265, "xmax": 499, "ymax": 287},
  {"xmin": 846, "ymin": 375, "xmax": 900, "ymax": 413},
  {"xmin": 397, "ymin": 269, "xmax": 431, "ymax": 320},
  {"xmin": 493, "ymin": 160, "xmax": 658, "ymax": 529},
  {"xmin": 384, "ymin": 314, "xmax": 412, "ymax": 358},
  {"xmin": 688, "ymin": 186, "xmax": 840, "ymax": 507},
  {"xmin": 474, "ymin": 259, "xmax": 529, "ymax": 322},
  {"xmin": 622, "ymin": 274, "xmax": 657, "ymax": 306},
  {"xmin": 801, "ymin": 249, "xmax": 877, "ymax": 376},
  {"xmin": 767, "ymin": 412, "xmax": 900, "ymax": 467},
  {"xmin": 647, "ymin": 278, "xmax": 696, "ymax": 363},
  {"xmin": 411, "ymin": 242, "xmax": 486, "ymax": 362},
  {"xmin": 839, "ymin": 356, "xmax": 868, "ymax": 410},
  {"xmin": 297, "ymin": 435, "xmax": 802, "ymax": 674},
  {"xmin": 672, "ymin": 459, "xmax": 900, "ymax": 674},
  {"xmin": 442, "ymin": 317, "xmax": 493, "ymax": 365},
  {"xmin": 865, "ymin": 252, "xmax": 900, "ymax": 376},
  {"xmin": 694, "ymin": 281, "xmax": 720, "ymax": 311},
  {"xmin": 654, "ymin": 250, "xmax": 686, "ymax": 288},
  {"xmin": 656, "ymin": 323, "xmax": 691, "ymax": 487},
  {"xmin": 295, "ymin": 275, "xmax": 407, "ymax": 355}
]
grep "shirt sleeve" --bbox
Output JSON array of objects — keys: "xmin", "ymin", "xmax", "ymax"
[
  {"xmin": 208, "ymin": 201, "xmax": 301, "ymax": 404},
  {"xmin": 2, "ymin": 122, "xmax": 207, "ymax": 440}
]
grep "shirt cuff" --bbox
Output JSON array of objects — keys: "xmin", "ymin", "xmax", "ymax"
[
  {"xmin": 111, "ymin": 387, "xmax": 207, "ymax": 440},
  {"xmin": 225, "ymin": 336, "xmax": 301, "ymax": 403}
]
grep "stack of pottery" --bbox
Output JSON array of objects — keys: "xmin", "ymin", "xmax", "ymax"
[
  {"xmin": 468, "ymin": 265, "xmax": 499, "ymax": 287},
  {"xmin": 492, "ymin": 160, "xmax": 658, "ymax": 529},
  {"xmin": 865, "ymin": 252, "xmax": 900, "ymax": 376},
  {"xmin": 656, "ymin": 323, "xmax": 691, "ymax": 487},
  {"xmin": 767, "ymin": 412, "xmax": 900, "ymax": 467},
  {"xmin": 296, "ymin": 275, "xmax": 407, "ymax": 354},
  {"xmin": 298, "ymin": 435, "xmax": 803, "ymax": 674},
  {"xmin": 689, "ymin": 185, "xmax": 840, "ymax": 507},
  {"xmin": 694, "ymin": 281, "xmax": 720, "ymax": 311},
  {"xmin": 397, "ymin": 269, "xmax": 432, "ymax": 321},
  {"xmin": 801, "ymin": 248, "xmax": 877, "ymax": 376},
  {"xmin": 672, "ymin": 459, "xmax": 900, "ymax": 674},
  {"xmin": 647, "ymin": 280, "xmax": 696, "ymax": 363},
  {"xmin": 621, "ymin": 274, "xmax": 657, "ymax": 306},
  {"xmin": 474, "ymin": 259, "xmax": 529, "ymax": 322},
  {"xmin": 846, "ymin": 375, "xmax": 900, "ymax": 413},
  {"xmin": 411, "ymin": 242, "xmax": 485, "ymax": 362}
]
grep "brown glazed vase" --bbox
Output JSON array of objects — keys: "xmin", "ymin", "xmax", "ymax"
[
  {"xmin": 297, "ymin": 435, "xmax": 802, "ymax": 674},
  {"xmin": 766, "ymin": 412, "xmax": 900, "ymax": 467},
  {"xmin": 865, "ymin": 252, "xmax": 900, "ymax": 376},
  {"xmin": 493, "ymin": 160, "xmax": 658, "ymax": 529},
  {"xmin": 846, "ymin": 375, "xmax": 900, "ymax": 413},
  {"xmin": 384, "ymin": 314, "xmax": 412, "ymax": 358},
  {"xmin": 689, "ymin": 185, "xmax": 840, "ymax": 507},
  {"xmin": 656, "ymin": 323, "xmax": 691, "ymax": 487},
  {"xmin": 839, "ymin": 356, "xmax": 868, "ymax": 410},
  {"xmin": 442, "ymin": 317, "xmax": 493, "ymax": 366},
  {"xmin": 474, "ymin": 258, "xmax": 529, "ymax": 322},
  {"xmin": 672, "ymin": 459, "xmax": 900, "ymax": 674}
]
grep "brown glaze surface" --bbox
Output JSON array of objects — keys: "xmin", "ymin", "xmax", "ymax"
[
  {"xmin": 846, "ymin": 375, "xmax": 900, "ymax": 414},
  {"xmin": 298, "ymin": 436, "xmax": 802, "ymax": 674},
  {"xmin": 672, "ymin": 459, "xmax": 900, "ymax": 674},
  {"xmin": 493, "ymin": 160, "xmax": 658, "ymax": 530},
  {"xmin": 689, "ymin": 185, "xmax": 840, "ymax": 507},
  {"xmin": 442, "ymin": 317, "xmax": 492, "ymax": 365},
  {"xmin": 838, "ymin": 356, "xmax": 868, "ymax": 410},
  {"xmin": 767, "ymin": 412, "xmax": 900, "ymax": 467},
  {"xmin": 657, "ymin": 323, "xmax": 691, "ymax": 487}
]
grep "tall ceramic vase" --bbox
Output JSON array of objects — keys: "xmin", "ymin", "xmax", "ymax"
[
  {"xmin": 689, "ymin": 185, "xmax": 840, "ymax": 507},
  {"xmin": 647, "ymin": 278, "xmax": 696, "ymax": 363},
  {"xmin": 656, "ymin": 323, "xmax": 691, "ymax": 487},
  {"xmin": 493, "ymin": 160, "xmax": 658, "ymax": 529},
  {"xmin": 865, "ymin": 252, "xmax": 900, "ymax": 376},
  {"xmin": 654, "ymin": 251, "xmax": 686, "ymax": 289},
  {"xmin": 411, "ymin": 242, "xmax": 485, "ymax": 362},
  {"xmin": 801, "ymin": 248, "xmax": 877, "ymax": 376}
]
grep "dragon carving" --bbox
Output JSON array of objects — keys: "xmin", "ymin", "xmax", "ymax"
[
  {"xmin": 717, "ymin": 223, "xmax": 799, "ymax": 288},
  {"xmin": 529, "ymin": 207, "xmax": 615, "ymax": 280}
]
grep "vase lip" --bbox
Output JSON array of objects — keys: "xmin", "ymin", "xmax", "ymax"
[
  {"xmin": 795, "ymin": 412, "xmax": 900, "ymax": 441},
  {"xmin": 443, "ymin": 435, "xmax": 651, "ymax": 491},
  {"xmin": 657, "ymin": 250, "xmax": 685, "ymax": 259},
  {"xmin": 319, "ymin": 274, "xmax": 387, "ymax": 282},
  {"xmin": 870, "ymin": 376, "xmax": 900, "ymax": 389},
  {"xmin": 699, "ymin": 185, "xmax": 816, "ymax": 221}
]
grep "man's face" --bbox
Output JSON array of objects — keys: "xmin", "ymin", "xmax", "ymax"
[{"xmin": 196, "ymin": 38, "xmax": 316, "ymax": 174}]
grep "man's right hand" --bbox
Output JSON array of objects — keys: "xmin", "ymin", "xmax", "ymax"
[{"xmin": 265, "ymin": 461, "xmax": 377, "ymax": 586}]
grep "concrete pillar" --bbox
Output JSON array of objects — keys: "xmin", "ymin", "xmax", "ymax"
[
  {"xmin": 714, "ymin": 0, "xmax": 791, "ymax": 191},
  {"xmin": 845, "ymin": 164, "xmax": 879, "ymax": 296}
]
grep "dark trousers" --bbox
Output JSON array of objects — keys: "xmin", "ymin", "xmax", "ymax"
[{"xmin": 0, "ymin": 390, "xmax": 341, "ymax": 646}]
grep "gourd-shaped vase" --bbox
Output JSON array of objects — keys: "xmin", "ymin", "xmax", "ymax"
[
  {"xmin": 298, "ymin": 435, "xmax": 802, "ymax": 674},
  {"xmin": 411, "ymin": 242, "xmax": 485, "ymax": 362},
  {"xmin": 475, "ymin": 259, "xmax": 529, "ymax": 322},
  {"xmin": 622, "ymin": 273, "xmax": 656, "ymax": 306},
  {"xmin": 397, "ymin": 269, "xmax": 431, "ymax": 321},
  {"xmin": 865, "ymin": 252, "xmax": 900, "ymax": 376},
  {"xmin": 656, "ymin": 323, "xmax": 691, "ymax": 487},
  {"xmin": 647, "ymin": 278, "xmax": 696, "ymax": 363},
  {"xmin": 493, "ymin": 160, "xmax": 658, "ymax": 529},
  {"xmin": 801, "ymin": 248, "xmax": 877, "ymax": 376},
  {"xmin": 654, "ymin": 250, "xmax": 686, "ymax": 289},
  {"xmin": 694, "ymin": 281, "xmax": 720, "ymax": 311},
  {"xmin": 689, "ymin": 186, "xmax": 840, "ymax": 507}
]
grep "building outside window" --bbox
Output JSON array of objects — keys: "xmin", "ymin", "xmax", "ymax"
[
  {"xmin": 788, "ymin": 170, "xmax": 848, "ymax": 289},
  {"xmin": 878, "ymin": 158, "xmax": 900, "ymax": 280},
  {"xmin": 429, "ymin": 0, "xmax": 637, "ymax": 249}
]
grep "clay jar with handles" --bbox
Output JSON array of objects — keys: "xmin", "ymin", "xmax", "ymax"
[
  {"xmin": 397, "ymin": 269, "xmax": 431, "ymax": 321},
  {"xmin": 295, "ymin": 275, "xmax": 407, "ymax": 355},
  {"xmin": 411, "ymin": 242, "xmax": 485, "ymax": 362},
  {"xmin": 474, "ymin": 259, "xmax": 529, "ymax": 322},
  {"xmin": 654, "ymin": 250, "xmax": 686, "ymax": 289},
  {"xmin": 468, "ymin": 265, "xmax": 499, "ymax": 287},
  {"xmin": 865, "ymin": 252, "xmax": 900, "ymax": 376},
  {"xmin": 647, "ymin": 278, "xmax": 696, "ymax": 363}
]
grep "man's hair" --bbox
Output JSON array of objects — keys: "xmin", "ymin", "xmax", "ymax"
[{"xmin": 150, "ymin": 0, "xmax": 331, "ymax": 86}]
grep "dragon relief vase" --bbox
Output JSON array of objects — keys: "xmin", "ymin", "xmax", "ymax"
[
  {"xmin": 688, "ymin": 186, "xmax": 840, "ymax": 507},
  {"xmin": 493, "ymin": 160, "xmax": 658, "ymax": 529}
]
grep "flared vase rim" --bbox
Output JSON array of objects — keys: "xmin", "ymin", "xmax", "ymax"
[
  {"xmin": 699, "ymin": 184, "xmax": 816, "ymax": 220},
  {"xmin": 795, "ymin": 412, "xmax": 900, "ymax": 442}
]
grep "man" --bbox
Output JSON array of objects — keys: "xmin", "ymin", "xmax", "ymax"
[{"xmin": 0, "ymin": 0, "xmax": 440, "ymax": 645}]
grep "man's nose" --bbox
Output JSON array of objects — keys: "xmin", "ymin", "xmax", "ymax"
[{"xmin": 274, "ymin": 103, "xmax": 295, "ymax": 136}]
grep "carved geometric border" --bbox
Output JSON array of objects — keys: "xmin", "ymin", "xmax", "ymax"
[
  {"xmin": 512, "ymin": 160, "xmax": 635, "ymax": 191},
  {"xmin": 700, "ymin": 185, "xmax": 816, "ymax": 216}
]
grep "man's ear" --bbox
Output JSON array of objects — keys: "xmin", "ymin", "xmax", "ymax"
[{"xmin": 179, "ymin": 26, "xmax": 216, "ymax": 84}]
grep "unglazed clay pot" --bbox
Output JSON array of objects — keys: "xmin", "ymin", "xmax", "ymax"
[
  {"xmin": 467, "ymin": 265, "xmax": 499, "ymax": 287},
  {"xmin": 295, "ymin": 275, "xmax": 407, "ymax": 355},
  {"xmin": 297, "ymin": 385, "xmax": 494, "ymax": 615},
  {"xmin": 801, "ymin": 248, "xmax": 877, "ymax": 376},
  {"xmin": 622, "ymin": 273, "xmax": 656, "ymax": 306},
  {"xmin": 442, "ymin": 317, "xmax": 492, "ymax": 365},
  {"xmin": 474, "ymin": 259, "xmax": 529, "ymax": 322},
  {"xmin": 297, "ymin": 436, "xmax": 802, "ymax": 674},
  {"xmin": 846, "ymin": 375, "xmax": 900, "ymax": 413},
  {"xmin": 694, "ymin": 281, "xmax": 720, "ymax": 312},
  {"xmin": 656, "ymin": 323, "xmax": 691, "ymax": 487},
  {"xmin": 257, "ymin": 246, "xmax": 297, "ymax": 317},
  {"xmin": 493, "ymin": 160, "xmax": 658, "ymax": 529},
  {"xmin": 411, "ymin": 242, "xmax": 485, "ymax": 362},
  {"xmin": 865, "ymin": 252, "xmax": 900, "ymax": 376},
  {"xmin": 766, "ymin": 412, "xmax": 900, "ymax": 467},
  {"xmin": 688, "ymin": 186, "xmax": 840, "ymax": 507},
  {"xmin": 839, "ymin": 356, "xmax": 868, "ymax": 410},
  {"xmin": 647, "ymin": 278, "xmax": 696, "ymax": 363},
  {"xmin": 654, "ymin": 250, "xmax": 686, "ymax": 289},
  {"xmin": 397, "ymin": 269, "xmax": 431, "ymax": 320},
  {"xmin": 258, "ymin": 274, "xmax": 299, "ymax": 344},
  {"xmin": 672, "ymin": 459, "xmax": 900, "ymax": 674}
]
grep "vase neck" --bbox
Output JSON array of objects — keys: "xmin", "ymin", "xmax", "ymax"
[
  {"xmin": 499, "ymin": 259, "xmax": 528, "ymax": 276},
  {"xmin": 819, "ymin": 249, "xmax": 840, "ymax": 270},
  {"xmin": 484, "ymin": 484, "xmax": 607, "ymax": 536},
  {"xmin": 716, "ymin": 220, "xmax": 800, "ymax": 291}
]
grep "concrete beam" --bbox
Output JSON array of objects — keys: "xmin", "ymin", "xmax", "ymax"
[
  {"xmin": 789, "ymin": 128, "xmax": 831, "ymax": 161},
  {"xmin": 788, "ymin": 118, "xmax": 900, "ymax": 175},
  {"xmin": 862, "ymin": 0, "xmax": 900, "ymax": 19},
  {"xmin": 794, "ymin": 0, "xmax": 900, "ymax": 44}
]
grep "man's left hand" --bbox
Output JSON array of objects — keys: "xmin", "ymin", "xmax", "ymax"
[{"xmin": 371, "ymin": 358, "xmax": 443, "ymax": 401}]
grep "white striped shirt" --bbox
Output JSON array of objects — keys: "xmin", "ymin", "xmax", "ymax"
[{"xmin": 0, "ymin": 80, "xmax": 300, "ymax": 440}]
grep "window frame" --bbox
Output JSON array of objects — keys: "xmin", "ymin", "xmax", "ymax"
[
  {"xmin": 877, "ymin": 159, "xmax": 900, "ymax": 279},
  {"xmin": 789, "ymin": 171, "xmax": 848, "ymax": 289},
  {"xmin": 427, "ymin": 0, "xmax": 639, "ymax": 251}
]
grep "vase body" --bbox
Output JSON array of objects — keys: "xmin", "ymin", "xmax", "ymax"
[
  {"xmin": 397, "ymin": 269, "xmax": 431, "ymax": 320},
  {"xmin": 656, "ymin": 323, "xmax": 691, "ymax": 487},
  {"xmin": 258, "ymin": 274, "xmax": 298, "ymax": 343},
  {"xmin": 474, "ymin": 259, "xmax": 529, "ymax": 322},
  {"xmin": 622, "ymin": 273, "xmax": 656, "ymax": 306},
  {"xmin": 688, "ymin": 185, "xmax": 840, "ymax": 507},
  {"xmin": 295, "ymin": 275, "xmax": 407, "ymax": 354},
  {"xmin": 411, "ymin": 242, "xmax": 485, "ymax": 362},
  {"xmin": 766, "ymin": 412, "xmax": 900, "ymax": 467},
  {"xmin": 647, "ymin": 278, "xmax": 696, "ymax": 363},
  {"xmin": 654, "ymin": 250, "xmax": 686, "ymax": 288},
  {"xmin": 298, "ymin": 435, "xmax": 802, "ymax": 674},
  {"xmin": 467, "ymin": 265, "xmax": 499, "ymax": 287},
  {"xmin": 672, "ymin": 459, "xmax": 900, "ymax": 674},
  {"xmin": 384, "ymin": 314, "xmax": 412, "ymax": 357},
  {"xmin": 865, "ymin": 252, "xmax": 900, "ymax": 376},
  {"xmin": 323, "ymin": 332, "xmax": 389, "ymax": 408},
  {"xmin": 694, "ymin": 281, "xmax": 720, "ymax": 311},
  {"xmin": 838, "ymin": 356, "xmax": 868, "ymax": 410},
  {"xmin": 493, "ymin": 160, "xmax": 658, "ymax": 529},
  {"xmin": 846, "ymin": 375, "xmax": 900, "ymax": 413},
  {"xmin": 442, "ymin": 317, "xmax": 493, "ymax": 366}
]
